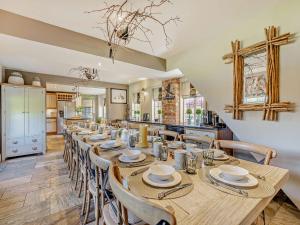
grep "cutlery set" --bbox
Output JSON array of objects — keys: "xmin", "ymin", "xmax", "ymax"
[
  {"xmin": 157, "ymin": 183, "xmax": 193, "ymax": 199},
  {"xmin": 207, "ymin": 175, "xmax": 249, "ymax": 197}
]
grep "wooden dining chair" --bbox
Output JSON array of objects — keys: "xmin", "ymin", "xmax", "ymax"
[
  {"xmin": 83, "ymin": 148, "xmax": 111, "ymax": 225},
  {"xmin": 157, "ymin": 130, "xmax": 179, "ymax": 141},
  {"xmin": 213, "ymin": 140, "xmax": 277, "ymax": 225},
  {"xmin": 105, "ymin": 162, "xmax": 177, "ymax": 225},
  {"xmin": 63, "ymin": 130, "xmax": 73, "ymax": 168},
  {"xmin": 180, "ymin": 134, "xmax": 214, "ymax": 148},
  {"xmin": 213, "ymin": 140, "xmax": 277, "ymax": 165},
  {"xmin": 76, "ymin": 139, "xmax": 91, "ymax": 199},
  {"xmin": 70, "ymin": 133, "xmax": 81, "ymax": 191}
]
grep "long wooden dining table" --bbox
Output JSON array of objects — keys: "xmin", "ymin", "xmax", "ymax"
[{"xmin": 76, "ymin": 131, "xmax": 289, "ymax": 225}]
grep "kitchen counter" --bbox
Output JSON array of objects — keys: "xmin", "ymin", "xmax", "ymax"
[
  {"xmin": 127, "ymin": 120, "xmax": 226, "ymax": 130},
  {"xmin": 64, "ymin": 118, "xmax": 90, "ymax": 121}
]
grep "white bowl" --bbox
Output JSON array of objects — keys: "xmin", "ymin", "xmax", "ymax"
[
  {"xmin": 149, "ymin": 165, "xmax": 175, "ymax": 181},
  {"xmin": 122, "ymin": 149, "xmax": 141, "ymax": 160},
  {"xmin": 218, "ymin": 165, "xmax": 249, "ymax": 181}
]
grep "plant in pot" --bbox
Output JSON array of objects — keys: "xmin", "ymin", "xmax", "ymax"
[
  {"xmin": 75, "ymin": 106, "xmax": 83, "ymax": 117},
  {"xmin": 186, "ymin": 108, "xmax": 193, "ymax": 125},
  {"xmin": 195, "ymin": 108, "xmax": 203, "ymax": 126},
  {"xmin": 134, "ymin": 110, "xmax": 140, "ymax": 121},
  {"xmin": 157, "ymin": 109, "xmax": 162, "ymax": 122}
]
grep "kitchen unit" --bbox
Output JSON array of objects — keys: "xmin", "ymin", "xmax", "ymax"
[
  {"xmin": 1, "ymin": 84, "xmax": 46, "ymax": 160},
  {"xmin": 46, "ymin": 92, "xmax": 57, "ymax": 134},
  {"xmin": 127, "ymin": 120, "xmax": 233, "ymax": 141}
]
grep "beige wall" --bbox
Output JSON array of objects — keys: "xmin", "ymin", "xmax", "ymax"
[
  {"xmin": 106, "ymin": 88, "xmax": 128, "ymax": 120},
  {"xmin": 167, "ymin": 0, "xmax": 300, "ymax": 208},
  {"xmin": 128, "ymin": 79, "xmax": 162, "ymax": 119}
]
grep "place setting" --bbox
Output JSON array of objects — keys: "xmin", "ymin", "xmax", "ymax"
[
  {"xmin": 86, "ymin": 133, "xmax": 109, "ymax": 145},
  {"xmin": 116, "ymin": 149, "xmax": 155, "ymax": 168},
  {"xmin": 200, "ymin": 163, "xmax": 275, "ymax": 198},
  {"xmin": 99, "ymin": 139, "xmax": 125, "ymax": 150},
  {"xmin": 127, "ymin": 164, "xmax": 193, "ymax": 200}
]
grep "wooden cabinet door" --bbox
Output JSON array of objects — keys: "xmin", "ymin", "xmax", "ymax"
[
  {"xmin": 3, "ymin": 86, "xmax": 25, "ymax": 138},
  {"xmin": 46, "ymin": 93, "xmax": 57, "ymax": 109},
  {"xmin": 26, "ymin": 88, "xmax": 45, "ymax": 137}
]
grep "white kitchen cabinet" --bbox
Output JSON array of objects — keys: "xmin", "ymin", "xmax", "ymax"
[{"xmin": 1, "ymin": 84, "xmax": 46, "ymax": 160}]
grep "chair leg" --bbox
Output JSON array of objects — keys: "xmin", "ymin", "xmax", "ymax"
[
  {"xmin": 83, "ymin": 192, "xmax": 91, "ymax": 225},
  {"xmin": 262, "ymin": 210, "xmax": 266, "ymax": 225},
  {"xmin": 78, "ymin": 172, "xmax": 83, "ymax": 197},
  {"xmin": 95, "ymin": 195, "xmax": 100, "ymax": 225},
  {"xmin": 70, "ymin": 160, "xmax": 76, "ymax": 180},
  {"xmin": 81, "ymin": 173, "xmax": 87, "ymax": 216},
  {"xmin": 74, "ymin": 162, "xmax": 80, "ymax": 190}
]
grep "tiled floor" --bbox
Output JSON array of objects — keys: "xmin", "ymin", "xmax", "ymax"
[{"xmin": 0, "ymin": 137, "xmax": 299, "ymax": 225}]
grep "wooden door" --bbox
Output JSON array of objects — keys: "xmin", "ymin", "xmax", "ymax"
[
  {"xmin": 3, "ymin": 86, "xmax": 25, "ymax": 138},
  {"xmin": 26, "ymin": 88, "xmax": 45, "ymax": 137}
]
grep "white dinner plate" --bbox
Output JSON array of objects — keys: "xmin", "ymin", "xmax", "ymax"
[
  {"xmin": 118, "ymin": 153, "xmax": 146, "ymax": 163},
  {"xmin": 209, "ymin": 168, "xmax": 258, "ymax": 188},
  {"xmin": 78, "ymin": 130, "xmax": 92, "ymax": 135},
  {"xmin": 142, "ymin": 170, "xmax": 182, "ymax": 188},
  {"xmin": 89, "ymin": 134, "xmax": 107, "ymax": 141},
  {"xmin": 100, "ymin": 141, "xmax": 123, "ymax": 149},
  {"xmin": 214, "ymin": 154, "xmax": 230, "ymax": 161}
]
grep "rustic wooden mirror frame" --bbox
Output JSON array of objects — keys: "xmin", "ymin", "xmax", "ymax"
[{"xmin": 223, "ymin": 26, "xmax": 295, "ymax": 121}]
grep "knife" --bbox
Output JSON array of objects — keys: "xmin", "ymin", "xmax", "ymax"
[
  {"xmin": 207, "ymin": 175, "xmax": 248, "ymax": 197},
  {"xmin": 158, "ymin": 183, "xmax": 192, "ymax": 200}
]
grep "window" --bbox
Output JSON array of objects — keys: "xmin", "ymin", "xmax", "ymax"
[
  {"xmin": 183, "ymin": 96, "xmax": 206, "ymax": 125},
  {"xmin": 152, "ymin": 87, "xmax": 162, "ymax": 121},
  {"xmin": 152, "ymin": 100, "xmax": 162, "ymax": 121},
  {"xmin": 131, "ymin": 103, "xmax": 141, "ymax": 120}
]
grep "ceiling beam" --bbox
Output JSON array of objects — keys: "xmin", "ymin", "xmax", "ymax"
[{"xmin": 0, "ymin": 9, "xmax": 166, "ymax": 71}]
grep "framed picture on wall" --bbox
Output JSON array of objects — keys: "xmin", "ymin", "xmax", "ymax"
[{"xmin": 111, "ymin": 88, "xmax": 127, "ymax": 104}]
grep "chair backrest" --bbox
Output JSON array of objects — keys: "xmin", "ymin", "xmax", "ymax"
[
  {"xmin": 213, "ymin": 140, "xmax": 277, "ymax": 165},
  {"xmin": 147, "ymin": 127, "xmax": 158, "ymax": 136},
  {"xmin": 109, "ymin": 163, "xmax": 176, "ymax": 225},
  {"xmin": 158, "ymin": 130, "xmax": 179, "ymax": 141},
  {"xmin": 180, "ymin": 134, "xmax": 214, "ymax": 147},
  {"xmin": 77, "ymin": 138, "xmax": 91, "ymax": 165}
]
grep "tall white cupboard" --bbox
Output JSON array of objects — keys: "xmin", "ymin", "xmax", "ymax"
[{"xmin": 1, "ymin": 84, "xmax": 46, "ymax": 160}]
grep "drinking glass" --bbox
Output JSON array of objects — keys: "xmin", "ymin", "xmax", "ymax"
[
  {"xmin": 159, "ymin": 146, "xmax": 168, "ymax": 161},
  {"xmin": 185, "ymin": 154, "xmax": 197, "ymax": 174},
  {"xmin": 203, "ymin": 149, "xmax": 214, "ymax": 166}
]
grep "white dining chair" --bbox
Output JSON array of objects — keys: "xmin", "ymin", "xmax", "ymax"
[
  {"xmin": 213, "ymin": 140, "xmax": 277, "ymax": 165},
  {"xmin": 157, "ymin": 130, "xmax": 179, "ymax": 141},
  {"xmin": 83, "ymin": 148, "xmax": 111, "ymax": 225},
  {"xmin": 104, "ymin": 162, "xmax": 177, "ymax": 225},
  {"xmin": 180, "ymin": 134, "xmax": 214, "ymax": 148}
]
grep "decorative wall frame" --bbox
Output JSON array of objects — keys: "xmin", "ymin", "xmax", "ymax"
[
  {"xmin": 111, "ymin": 88, "xmax": 127, "ymax": 104},
  {"xmin": 223, "ymin": 26, "xmax": 295, "ymax": 121}
]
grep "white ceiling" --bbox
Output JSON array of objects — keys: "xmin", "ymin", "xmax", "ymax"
[
  {"xmin": 46, "ymin": 83, "xmax": 106, "ymax": 95},
  {"xmin": 0, "ymin": 34, "xmax": 182, "ymax": 84},
  {"xmin": 0, "ymin": 0, "xmax": 282, "ymax": 83}
]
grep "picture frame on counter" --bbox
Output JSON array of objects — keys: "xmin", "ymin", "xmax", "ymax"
[{"xmin": 111, "ymin": 88, "xmax": 127, "ymax": 104}]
